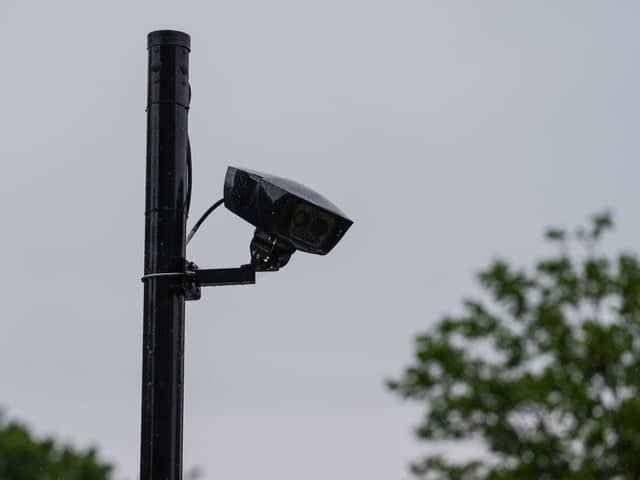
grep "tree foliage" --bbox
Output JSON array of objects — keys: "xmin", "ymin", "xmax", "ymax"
[
  {"xmin": 0, "ymin": 413, "xmax": 112, "ymax": 480},
  {"xmin": 389, "ymin": 212, "xmax": 640, "ymax": 479}
]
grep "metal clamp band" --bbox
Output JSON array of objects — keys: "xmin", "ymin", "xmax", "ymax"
[{"xmin": 141, "ymin": 272, "xmax": 187, "ymax": 282}]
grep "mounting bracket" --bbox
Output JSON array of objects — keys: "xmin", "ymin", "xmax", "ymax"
[{"xmin": 141, "ymin": 261, "xmax": 256, "ymax": 301}]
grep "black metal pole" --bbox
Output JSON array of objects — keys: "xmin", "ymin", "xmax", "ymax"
[{"xmin": 141, "ymin": 30, "xmax": 190, "ymax": 480}]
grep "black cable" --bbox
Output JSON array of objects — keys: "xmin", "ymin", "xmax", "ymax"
[
  {"xmin": 186, "ymin": 198, "xmax": 224, "ymax": 245},
  {"xmin": 183, "ymin": 86, "xmax": 222, "ymax": 247},
  {"xmin": 186, "ymin": 138, "xmax": 192, "ymax": 216},
  {"xmin": 185, "ymin": 84, "xmax": 193, "ymax": 216}
]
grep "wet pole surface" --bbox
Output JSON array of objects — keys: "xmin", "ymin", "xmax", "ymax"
[{"xmin": 141, "ymin": 30, "xmax": 190, "ymax": 480}]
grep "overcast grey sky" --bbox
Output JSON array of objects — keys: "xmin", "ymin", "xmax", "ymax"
[{"xmin": 1, "ymin": 1, "xmax": 640, "ymax": 479}]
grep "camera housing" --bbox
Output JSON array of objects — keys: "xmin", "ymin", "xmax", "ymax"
[{"xmin": 224, "ymin": 166, "xmax": 353, "ymax": 270}]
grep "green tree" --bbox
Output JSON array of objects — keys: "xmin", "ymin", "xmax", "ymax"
[
  {"xmin": 389, "ymin": 212, "xmax": 640, "ymax": 479},
  {"xmin": 0, "ymin": 412, "xmax": 112, "ymax": 480}
]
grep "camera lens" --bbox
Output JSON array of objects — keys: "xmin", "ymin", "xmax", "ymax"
[
  {"xmin": 293, "ymin": 210, "xmax": 309, "ymax": 227},
  {"xmin": 309, "ymin": 217, "xmax": 329, "ymax": 236}
]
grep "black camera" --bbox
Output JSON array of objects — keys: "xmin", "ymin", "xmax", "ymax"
[{"xmin": 224, "ymin": 167, "xmax": 353, "ymax": 271}]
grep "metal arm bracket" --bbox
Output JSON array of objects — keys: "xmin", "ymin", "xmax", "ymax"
[
  {"xmin": 142, "ymin": 262, "xmax": 255, "ymax": 301},
  {"xmin": 183, "ymin": 263, "xmax": 255, "ymax": 301}
]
